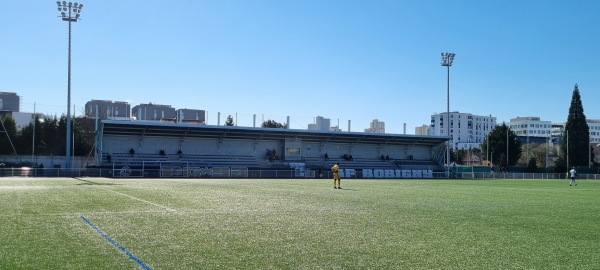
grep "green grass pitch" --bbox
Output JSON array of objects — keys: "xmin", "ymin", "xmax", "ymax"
[{"xmin": 0, "ymin": 177, "xmax": 598, "ymax": 269}]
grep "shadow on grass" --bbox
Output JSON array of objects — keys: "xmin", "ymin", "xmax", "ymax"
[{"xmin": 74, "ymin": 177, "xmax": 121, "ymax": 186}]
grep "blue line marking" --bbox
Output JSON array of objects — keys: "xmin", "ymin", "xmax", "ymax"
[{"xmin": 81, "ymin": 215, "xmax": 152, "ymax": 270}]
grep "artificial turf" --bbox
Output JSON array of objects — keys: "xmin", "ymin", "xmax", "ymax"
[{"xmin": 0, "ymin": 177, "xmax": 598, "ymax": 269}]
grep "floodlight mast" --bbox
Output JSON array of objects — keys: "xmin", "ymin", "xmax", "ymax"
[
  {"xmin": 57, "ymin": 1, "xmax": 83, "ymax": 170},
  {"xmin": 441, "ymin": 52, "xmax": 455, "ymax": 178}
]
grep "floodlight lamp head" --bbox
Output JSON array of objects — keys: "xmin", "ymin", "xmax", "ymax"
[
  {"xmin": 440, "ymin": 52, "xmax": 455, "ymax": 66},
  {"xmin": 68, "ymin": 2, "xmax": 72, "ymax": 7}
]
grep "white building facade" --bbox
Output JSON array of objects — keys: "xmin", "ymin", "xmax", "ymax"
[
  {"xmin": 364, "ymin": 119, "xmax": 385, "ymax": 133},
  {"xmin": 509, "ymin": 117, "xmax": 600, "ymax": 143},
  {"xmin": 429, "ymin": 111, "xmax": 497, "ymax": 149},
  {"xmin": 415, "ymin": 124, "xmax": 429, "ymax": 135},
  {"xmin": 588, "ymin": 119, "xmax": 600, "ymax": 143},
  {"xmin": 508, "ymin": 117, "xmax": 552, "ymax": 140},
  {"xmin": 308, "ymin": 116, "xmax": 331, "ymax": 131},
  {"xmin": 308, "ymin": 116, "xmax": 342, "ymax": 131}
]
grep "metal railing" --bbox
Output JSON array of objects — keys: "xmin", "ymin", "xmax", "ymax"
[
  {"xmin": 455, "ymin": 172, "xmax": 600, "ymax": 180},
  {"xmin": 1, "ymin": 167, "xmax": 599, "ymax": 180},
  {"xmin": 0, "ymin": 167, "xmax": 82, "ymax": 177}
]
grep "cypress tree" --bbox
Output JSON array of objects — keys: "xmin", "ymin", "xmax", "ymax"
[{"xmin": 561, "ymin": 84, "xmax": 590, "ymax": 168}]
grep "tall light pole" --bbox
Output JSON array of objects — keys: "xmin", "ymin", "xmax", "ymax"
[
  {"xmin": 507, "ymin": 126, "xmax": 509, "ymax": 169},
  {"xmin": 486, "ymin": 132, "xmax": 491, "ymax": 167},
  {"xmin": 57, "ymin": 1, "xmax": 83, "ymax": 169},
  {"xmin": 546, "ymin": 136, "xmax": 549, "ymax": 168},
  {"xmin": 589, "ymin": 137, "xmax": 592, "ymax": 168},
  {"xmin": 441, "ymin": 52, "xmax": 455, "ymax": 178},
  {"xmin": 592, "ymin": 143, "xmax": 600, "ymax": 167},
  {"xmin": 566, "ymin": 130, "xmax": 569, "ymax": 170}
]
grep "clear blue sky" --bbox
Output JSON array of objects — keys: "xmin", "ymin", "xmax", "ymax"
[{"xmin": 2, "ymin": 0, "xmax": 599, "ymax": 134}]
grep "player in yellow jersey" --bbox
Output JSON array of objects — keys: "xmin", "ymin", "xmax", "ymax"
[{"xmin": 331, "ymin": 162, "xmax": 341, "ymax": 189}]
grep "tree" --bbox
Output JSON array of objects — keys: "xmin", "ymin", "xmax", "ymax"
[
  {"xmin": 49, "ymin": 115, "xmax": 66, "ymax": 155},
  {"xmin": 519, "ymin": 142, "xmax": 553, "ymax": 168},
  {"xmin": 224, "ymin": 115, "xmax": 234, "ymax": 126},
  {"xmin": 16, "ymin": 119, "xmax": 34, "ymax": 155},
  {"xmin": 261, "ymin": 119, "xmax": 287, "ymax": 128},
  {"xmin": 452, "ymin": 148, "xmax": 466, "ymax": 165},
  {"xmin": 481, "ymin": 123, "xmax": 521, "ymax": 167},
  {"xmin": 560, "ymin": 84, "xmax": 590, "ymax": 169},
  {"xmin": 498, "ymin": 153, "xmax": 507, "ymax": 170},
  {"xmin": 0, "ymin": 114, "xmax": 19, "ymax": 155},
  {"xmin": 527, "ymin": 157, "xmax": 538, "ymax": 173},
  {"xmin": 72, "ymin": 117, "xmax": 94, "ymax": 156},
  {"xmin": 32, "ymin": 115, "xmax": 66, "ymax": 156},
  {"xmin": 454, "ymin": 147, "xmax": 483, "ymax": 165},
  {"xmin": 469, "ymin": 147, "xmax": 483, "ymax": 165},
  {"xmin": 37, "ymin": 116, "xmax": 53, "ymax": 155},
  {"xmin": 1, "ymin": 113, "xmax": 94, "ymax": 159}
]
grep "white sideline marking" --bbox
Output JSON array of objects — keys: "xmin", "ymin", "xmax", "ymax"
[
  {"xmin": 99, "ymin": 187, "xmax": 178, "ymax": 212},
  {"xmin": 74, "ymin": 179, "xmax": 177, "ymax": 212}
]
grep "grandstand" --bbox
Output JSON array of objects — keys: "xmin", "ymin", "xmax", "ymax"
[{"xmin": 95, "ymin": 120, "xmax": 448, "ymax": 178}]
